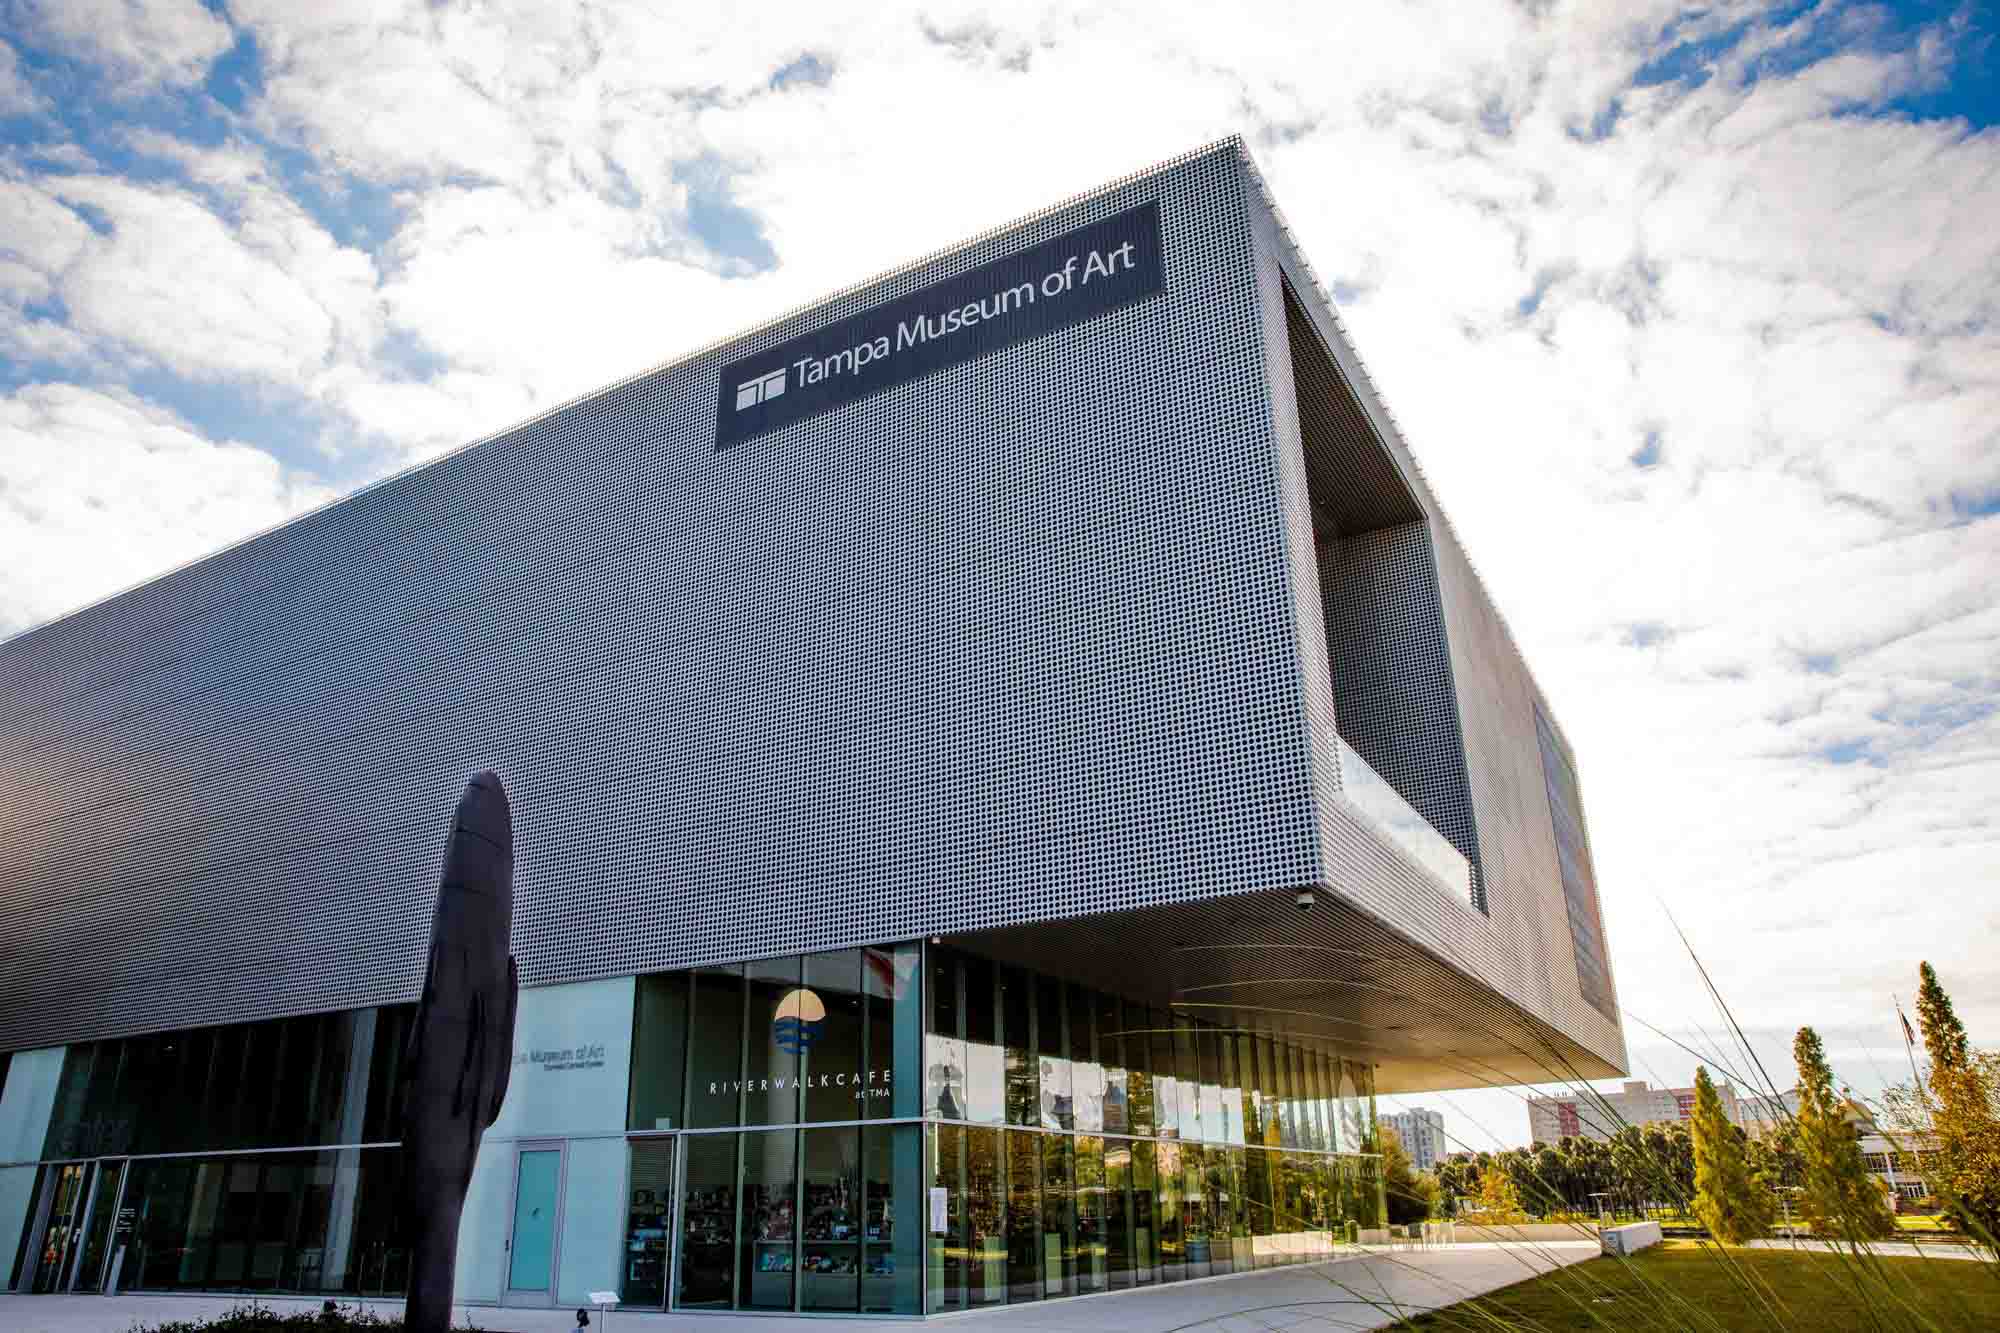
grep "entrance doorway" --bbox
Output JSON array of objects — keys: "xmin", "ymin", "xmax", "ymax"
[
  {"xmin": 502, "ymin": 1142, "xmax": 566, "ymax": 1306},
  {"xmin": 619, "ymin": 1138, "xmax": 677, "ymax": 1308},
  {"xmin": 24, "ymin": 1159, "xmax": 130, "ymax": 1294}
]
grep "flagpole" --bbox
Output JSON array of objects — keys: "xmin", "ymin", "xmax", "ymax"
[{"xmin": 1894, "ymin": 995, "xmax": 1928, "ymax": 1120}]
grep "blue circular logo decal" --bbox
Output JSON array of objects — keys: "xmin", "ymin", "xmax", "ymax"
[{"xmin": 773, "ymin": 988, "xmax": 827, "ymax": 1053}]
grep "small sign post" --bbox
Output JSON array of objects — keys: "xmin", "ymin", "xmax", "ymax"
[{"xmin": 589, "ymin": 1290, "xmax": 619, "ymax": 1330}]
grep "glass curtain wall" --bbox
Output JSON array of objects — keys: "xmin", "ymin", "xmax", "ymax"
[
  {"xmin": 921, "ymin": 945, "xmax": 1383, "ymax": 1312},
  {"xmin": 17, "ymin": 1005, "xmax": 414, "ymax": 1298},
  {"xmin": 629, "ymin": 942, "xmax": 924, "ymax": 1315}
]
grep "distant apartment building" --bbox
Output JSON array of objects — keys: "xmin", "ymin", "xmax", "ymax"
[
  {"xmin": 1527, "ymin": 1079, "xmax": 1754, "ymax": 1144},
  {"xmin": 1734, "ymin": 1087, "xmax": 1802, "ymax": 1137},
  {"xmin": 1381, "ymin": 1107, "xmax": 1447, "ymax": 1170}
]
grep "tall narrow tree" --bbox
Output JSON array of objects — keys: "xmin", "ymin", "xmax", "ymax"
[
  {"xmin": 1914, "ymin": 963, "xmax": 2000, "ymax": 1246},
  {"xmin": 1691, "ymin": 1066, "xmax": 1775, "ymax": 1243},
  {"xmin": 1793, "ymin": 1026, "xmax": 1895, "ymax": 1241},
  {"xmin": 1916, "ymin": 961, "xmax": 1969, "ymax": 1073}
]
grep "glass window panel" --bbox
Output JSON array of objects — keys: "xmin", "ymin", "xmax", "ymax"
[
  {"xmin": 1226, "ymin": 1147, "xmax": 1252, "ymax": 1274},
  {"xmin": 1320, "ymin": 1054, "xmax": 1337, "ymax": 1155},
  {"xmin": 678, "ymin": 1133, "xmax": 737, "ymax": 1308},
  {"xmin": 925, "ymin": 949, "xmax": 966, "ymax": 1122},
  {"xmin": 72, "ymin": 1160, "xmax": 127, "ymax": 1291},
  {"xmin": 227, "ymin": 1027, "xmax": 268, "ymax": 1150},
  {"xmin": 249, "ymin": 1160, "xmax": 300, "ymax": 1288},
  {"xmin": 928, "ymin": 1123, "xmax": 966, "ymax": 1312},
  {"xmin": 1355, "ymin": 1063, "xmax": 1378, "ymax": 1155},
  {"xmin": 1246, "ymin": 1146, "xmax": 1276, "ymax": 1262},
  {"xmin": 862, "ymin": 1124, "xmax": 921, "ymax": 1313},
  {"xmin": 362, "ymin": 1008, "xmax": 413, "ymax": 1145},
  {"xmin": 1198, "ymin": 1028, "xmax": 1227, "ymax": 1146},
  {"xmin": 1183, "ymin": 1142, "xmax": 1212, "ymax": 1279},
  {"xmin": 1074, "ymin": 1135, "xmax": 1107, "ymax": 1293},
  {"xmin": 206, "ymin": 1160, "xmax": 262, "ymax": 1284},
  {"xmin": 1039, "ymin": 1133, "xmax": 1074, "ymax": 1298},
  {"xmin": 114, "ymin": 1037, "xmax": 164, "ymax": 1158},
  {"xmin": 1095, "ymin": 990, "xmax": 1128, "ymax": 1136},
  {"xmin": 330, "ymin": 1146, "xmax": 407, "ymax": 1296},
  {"xmin": 964, "ymin": 1126, "xmax": 1005, "ymax": 1306},
  {"xmin": 1336, "ymin": 1054, "xmax": 1357, "ymax": 1155},
  {"xmin": 740, "ymin": 1129, "xmax": 798, "ymax": 1310},
  {"xmin": 688, "ymin": 966, "xmax": 745, "ymax": 1130},
  {"xmin": 746, "ymin": 957, "xmax": 804, "ymax": 1128},
  {"xmin": 185, "ymin": 1162, "xmax": 227, "ymax": 1287},
  {"xmin": 1304, "ymin": 1051, "xmax": 1325, "ymax": 1153},
  {"xmin": 27, "ymin": 1163, "xmax": 87, "ymax": 1293},
  {"xmin": 622, "ymin": 1140, "xmax": 675, "ymax": 1308},
  {"xmin": 268, "ymin": 1022, "xmax": 318, "ymax": 1148},
  {"xmin": 801, "ymin": 1127, "xmax": 860, "ymax": 1310},
  {"xmin": 1217, "ymin": 1031, "xmax": 1240, "ymax": 1142},
  {"xmin": 1130, "ymin": 1140, "xmax": 1159, "ymax": 1284},
  {"xmin": 1286, "ymin": 1046, "xmax": 1312, "ymax": 1151},
  {"xmin": 1000, "ymin": 968, "xmax": 1038, "ymax": 1128},
  {"xmin": 310, "ymin": 1015, "xmax": 354, "ymax": 1147},
  {"xmin": 1281, "ymin": 1152, "xmax": 1308, "ymax": 1259},
  {"xmin": 1209, "ymin": 1148, "xmax": 1238, "ymax": 1276},
  {"xmin": 865, "ymin": 942, "xmax": 923, "ymax": 1120},
  {"xmin": 1261, "ymin": 1037, "xmax": 1289, "ymax": 1149},
  {"xmin": 1236, "ymin": 1034, "xmax": 1261, "ymax": 1147},
  {"xmin": 1149, "ymin": 1012, "xmax": 1179, "ymax": 1140},
  {"xmin": 962, "ymin": 956, "xmax": 1004, "ymax": 1127},
  {"xmin": 1104, "ymin": 1139, "xmax": 1133, "ymax": 1289},
  {"xmin": 1172, "ymin": 1017, "xmax": 1202, "ymax": 1142},
  {"xmin": 1003, "ymin": 1128, "xmax": 1041, "ymax": 1302},
  {"xmin": 1155, "ymin": 1140, "xmax": 1184, "ymax": 1282},
  {"xmin": 42, "ymin": 1045, "xmax": 97, "ymax": 1159},
  {"xmin": 1068, "ymin": 983, "xmax": 1104, "ymax": 1134},
  {"xmin": 1124, "ymin": 999, "xmax": 1153, "ymax": 1137},
  {"xmin": 803, "ymin": 951, "xmax": 864, "ymax": 1125},
  {"xmin": 1307, "ymin": 1048, "xmax": 1330, "ymax": 1152},
  {"xmin": 1312, "ymin": 1144, "xmax": 1328, "ymax": 1248},
  {"xmin": 1036, "ymin": 979, "xmax": 1072, "ymax": 1132},
  {"xmin": 127, "ymin": 1160, "xmax": 186, "ymax": 1290},
  {"xmin": 190, "ymin": 1031, "xmax": 235, "ymax": 1154},
  {"xmin": 629, "ymin": 974, "xmax": 689, "ymax": 1131}
]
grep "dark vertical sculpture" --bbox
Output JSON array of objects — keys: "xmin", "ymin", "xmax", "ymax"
[{"xmin": 398, "ymin": 771, "xmax": 519, "ymax": 1333}]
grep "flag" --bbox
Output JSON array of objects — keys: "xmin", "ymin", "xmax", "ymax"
[
  {"xmin": 1896, "ymin": 998, "xmax": 1916, "ymax": 1048},
  {"xmin": 863, "ymin": 946, "xmax": 917, "ymax": 999}
]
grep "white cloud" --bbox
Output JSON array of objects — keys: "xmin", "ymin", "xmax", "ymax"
[
  {"xmin": 0, "ymin": 384, "xmax": 331, "ymax": 633},
  {"xmin": 12, "ymin": 0, "xmax": 233, "ymax": 94},
  {"xmin": 0, "ymin": 146, "xmax": 384, "ymax": 404}
]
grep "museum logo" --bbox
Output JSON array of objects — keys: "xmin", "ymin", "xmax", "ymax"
[
  {"xmin": 734, "ymin": 367, "xmax": 786, "ymax": 411},
  {"xmin": 772, "ymin": 987, "xmax": 827, "ymax": 1053}
]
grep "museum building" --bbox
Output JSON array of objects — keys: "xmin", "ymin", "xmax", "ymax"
[{"xmin": 0, "ymin": 139, "xmax": 1627, "ymax": 1316}]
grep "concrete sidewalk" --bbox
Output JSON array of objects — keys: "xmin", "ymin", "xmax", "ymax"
[
  {"xmin": 0, "ymin": 1244, "xmax": 1599, "ymax": 1333},
  {"xmin": 1742, "ymin": 1237, "xmax": 1992, "ymax": 1262}
]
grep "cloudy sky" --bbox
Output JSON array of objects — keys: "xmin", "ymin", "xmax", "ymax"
[{"xmin": 2, "ymin": 1, "xmax": 1995, "ymax": 1147}]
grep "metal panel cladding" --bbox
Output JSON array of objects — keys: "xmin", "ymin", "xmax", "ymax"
[{"xmin": 0, "ymin": 142, "xmax": 1322, "ymax": 1053}]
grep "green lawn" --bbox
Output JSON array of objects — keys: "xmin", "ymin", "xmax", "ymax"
[{"xmin": 1401, "ymin": 1241, "xmax": 2000, "ymax": 1331}]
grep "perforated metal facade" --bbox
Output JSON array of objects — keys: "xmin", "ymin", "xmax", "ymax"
[{"xmin": 0, "ymin": 139, "xmax": 1624, "ymax": 1091}]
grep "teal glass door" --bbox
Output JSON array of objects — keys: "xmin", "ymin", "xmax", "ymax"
[{"xmin": 505, "ymin": 1145, "xmax": 564, "ymax": 1305}]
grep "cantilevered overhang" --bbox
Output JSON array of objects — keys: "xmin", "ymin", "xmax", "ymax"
[{"xmin": 943, "ymin": 883, "xmax": 1625, "ymax": 1096}]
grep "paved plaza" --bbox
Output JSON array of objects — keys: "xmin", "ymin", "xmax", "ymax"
[{"xmin": 0, "ymin": 1243, "xmax": 1600, "ymax": 1332}]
